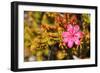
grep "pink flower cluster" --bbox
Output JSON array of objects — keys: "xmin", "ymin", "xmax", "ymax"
[{"xmin": 62, "ymin": 24, "xmax": 83, "ymax": 48}]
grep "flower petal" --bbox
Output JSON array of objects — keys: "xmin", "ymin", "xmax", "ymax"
[
  {"xmin": 75, "ymin": 31, "xmax": 83, "ymax": 39},
  {"xmin": 63, "ymin": 38, "xmax": 68, "ymax": 43},
  {"xmin": 74, "ymin": 25, "xmax": 80, "ymax": 33},
  {"xmin": 67, "ymin": 24, "xmax": 73, "ymax": 33},
  {"xmin": 62, "ymin": 32, "xmax": 70, "ymax": 38},
  {"xmin": 67, "ymin": 39, "xmax": 74, "ymax": 48},
  {"xmin": 74, "ymin": 38, "xmax": 80, "ymax": 45}
]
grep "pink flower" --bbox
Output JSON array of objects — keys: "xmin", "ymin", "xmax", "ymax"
[{"xmin": 62, "ymin": 24, "xmax": 83, "ymax": 48}]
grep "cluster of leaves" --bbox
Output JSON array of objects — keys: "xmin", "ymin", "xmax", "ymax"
[{"xmin": 24, "ymin": 11, "xmax": 90, "ymax": 61}]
